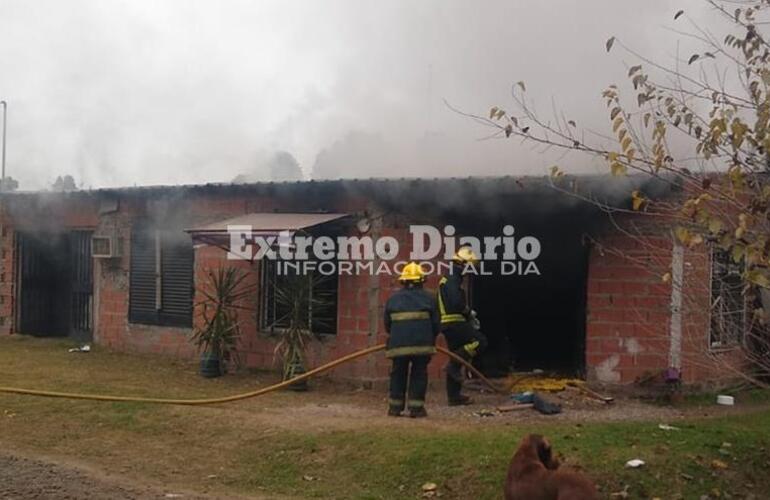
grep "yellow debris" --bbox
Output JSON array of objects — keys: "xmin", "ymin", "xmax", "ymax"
[{"xmin": 507, "ymin": 374, "xmax": 584, "ymax": 393}]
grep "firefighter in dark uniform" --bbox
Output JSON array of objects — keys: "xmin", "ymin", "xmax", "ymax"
[
  {"xmin": 438, "ymin": 246, "xmax": 488, "ymax": 406},
  {"xmin": 384, "ymin": 262, "xmax": 440, "ymax": 418}
]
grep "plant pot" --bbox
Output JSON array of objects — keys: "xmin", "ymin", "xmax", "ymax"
[
  {"xmin": 285, "ymin": 357, "xmax": 309, "ymax": 391},
  {"xmin": 200, "ymin": 352, "xmax": 223, "ymax": 378}
]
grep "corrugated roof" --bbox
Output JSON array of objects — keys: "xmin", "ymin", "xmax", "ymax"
[{"xmin": 187, "ymin": 212, "xmax": 348, "ymax": 234}]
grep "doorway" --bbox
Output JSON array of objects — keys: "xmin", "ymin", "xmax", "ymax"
[
  {"xmin": 16, "ymin": 230, "xmax": 93, "ymax": 340},
  {"xmin": 448, "ymin": 209, "xmax": 595, "ymax": 378}
]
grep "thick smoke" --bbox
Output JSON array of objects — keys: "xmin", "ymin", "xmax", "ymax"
[{"xmin": 0, "ymin": 0, "xmax": 714, "ymax": 189}]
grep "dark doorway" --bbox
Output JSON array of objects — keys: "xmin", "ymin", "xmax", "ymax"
[
  {"xmin": 16, "ymin": 230, "xmax": 94, "ymax": 340},
  {"xmin": 448, "ymin": 208, "xmax": 595, "ymax": 378},
  {"xmin": 469, "ymin": 230, "xmax": 590, "ymax": 377},
  {"xmin": 69, "ymin": 231, "xmax": 94, "ymax": 342}
]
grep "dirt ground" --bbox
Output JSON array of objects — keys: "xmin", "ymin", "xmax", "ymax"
[
  {"xmin": 0, "ymin": 384, "xmax": 747, "ymax": 500},
  {"xmin": 2, "ymin": 337, "xmax": 768, "ymax": 499},
  {"xmin": 0, "ymin": 452, "xmax": 214, "ymax": 500}
]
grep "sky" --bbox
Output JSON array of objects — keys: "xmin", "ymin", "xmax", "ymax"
[{"xmin": 0, "ymin": 0, "xmax": 718, "ymax": 189}]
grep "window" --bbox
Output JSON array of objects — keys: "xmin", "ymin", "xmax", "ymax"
[
  {"xmin": 129, "ymin": 223, "xmax": 194, "ymax": 327},
  {"xmin": 259, "ymin": 260, "xmax": 338, "ymax": 335},
  {"xmin": 710, "ymin": 248, "xmax": 745, "ymax": 347}
]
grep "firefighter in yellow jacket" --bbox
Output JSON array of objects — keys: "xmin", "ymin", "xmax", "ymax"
[
  {"xmin": 438, "ymin": 246, "xmax": 488, "ymax": 405},
  {"xmin": 383, "ymin": 262, "xmax": 440, "ymax": 417}
]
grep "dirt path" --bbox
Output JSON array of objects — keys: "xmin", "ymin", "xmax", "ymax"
[{"xmin": 0, "ymin": 452, "xmax": 216, "ymax": 500}]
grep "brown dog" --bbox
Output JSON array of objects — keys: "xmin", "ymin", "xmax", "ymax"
[{"xmin": 503, "ymin": 434, "xmax": 598, "ymax": 500}]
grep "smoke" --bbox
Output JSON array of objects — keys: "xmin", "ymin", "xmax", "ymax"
[{"xmin": 0, "ymin": 0, "xmax": 714, "ymax": 189}]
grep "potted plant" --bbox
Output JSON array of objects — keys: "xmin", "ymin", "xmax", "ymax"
[
  {"xmin": 192, "ymin": 267, "xmax": 250, "ymax": 377},
  {"xmin": 271, "ymin": 271, "xmax": 333, "ymax": 390}
]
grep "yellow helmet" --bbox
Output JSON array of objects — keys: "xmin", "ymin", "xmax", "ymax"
[
  {"xmin": 399, "ymin": 262, "xmax": 426, "ymax": 283},
  {"xmin": 453, "ymin": 246, "xmax": 479, "ymax": 265}
]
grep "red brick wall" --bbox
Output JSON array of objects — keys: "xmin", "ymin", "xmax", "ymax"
[
  {"xmin": 0, "ymin": 209, "xmax": 15, "ymax": 334},
  {"xmin": 585, "ymin": 215, "xmax": 751, "ymax": 386},
  {"xmin": 1, "ymin": 188, "xmax": 750, "ymax": 386},
  {"xmin": 585, "ymin": 227, "xmax": 674, "ymax": 384}
]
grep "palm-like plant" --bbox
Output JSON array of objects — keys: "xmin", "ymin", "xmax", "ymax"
[
  {"xmin": 270, "ymin": 271, "xmax": 334, "ymax": 388},
  {"xmin": 192, "ymin": 267, "xmax": 252, "ymax": 376}
]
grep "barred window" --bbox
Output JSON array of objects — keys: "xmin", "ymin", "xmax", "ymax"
[
  {"xmin": 129, "ymin": 224, "xmax": 194, "ymax": 328},
  {"xmin": 259, "ymin": 260, "xmax": 338, "ymax": 336},
  {"xmin": 710, "ymin": 248, "xmax": 745, "ymax": 348}
]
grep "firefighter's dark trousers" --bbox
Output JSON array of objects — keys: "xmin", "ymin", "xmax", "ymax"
[
  {"xmin": 442, "ymin": 321, "xmax": 488, "ymax": 402},
  {"xmin": 389, "ymin": 355, "xmax": 431, "ymax": 411}
]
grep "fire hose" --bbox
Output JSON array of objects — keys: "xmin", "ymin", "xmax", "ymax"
[{"xmin": 0, "ymin": 345, "xmax": 507, "ymax": 406}]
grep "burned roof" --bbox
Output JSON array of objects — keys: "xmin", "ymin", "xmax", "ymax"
[{"xmin": 2, "ymin": 174, "xmax": 676, "ymax": 218}]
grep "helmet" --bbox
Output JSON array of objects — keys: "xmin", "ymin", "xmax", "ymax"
[
  {"xmin": 399, "ymin": 262, "xmax": 426, "ymax": 283},
  {"xmin": 453, "ymin": 246, "xmax": 479, "ymax": 265}
]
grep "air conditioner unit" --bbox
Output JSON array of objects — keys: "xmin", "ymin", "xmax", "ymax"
[{"xmin": 92, "ymin": 234, "xmax": 123, "ymax": 259}]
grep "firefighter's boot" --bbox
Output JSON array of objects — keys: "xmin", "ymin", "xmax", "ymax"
[
  {"xmin": 448, "ymin": 395, "xmax": 474, "ymax": 406},
  {"xmin": 409, "ymin": 407, "xmax": 428, "ymax": 418}
]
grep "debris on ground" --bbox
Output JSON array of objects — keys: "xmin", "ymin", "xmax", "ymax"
[
  {"xmin": 567, "ymin": 382, "xmax": 614, "ymax": 403},
  {"xmin": 511, "ymin": 391, "xmax": 534, "ymax": 404},
  {"xmin": 658, "ymin": 423, "xmax": 680, "ymax": 431},
  {"xmin": 496, "ymin": 403, "xmax": 534, "ymax": 412},
  {"xmin": 610, "ymin": 485, "xmax": 630, "ymax": 498},
  {"xmin": 509, "ymin": 374, "xmax": 580, "ymax": 393},
  {"xmin": 716, "ymin": 395, "xmax": 735, "ymax": 406},
  {"xmin": 711, "ymin": 459, "xmax": 729, "ymax": 470},
  {"xmin": 472, "ymin": 409, "xmax": 496, "ymax": 418},
  {"xmin": 532, "ymin": 392, "xmax": 562, "ymax": 415},
  {"xmin": 421, "ymin": 482, "xmax": 439, "ymax": 497},
  {"xmin": 625, "ymin": 459, "xmax": 645, "ymax": 468},
  {"xmin": 68, "ymin": 345, "xmax": 91, "ymax": 353}
]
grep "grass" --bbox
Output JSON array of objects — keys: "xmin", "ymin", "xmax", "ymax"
[{"xmin": 1, "ymin": 335, "xmax": 770, "ymax": 499}]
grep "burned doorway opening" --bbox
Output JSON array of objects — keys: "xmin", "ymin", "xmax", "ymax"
[
  {"xmin": 441, "ymin": 204, "xmax": 598, "ymax": 378},
  {"xmin": 16, "ymin": 230, "xmax": 93, "ymax": 340}
]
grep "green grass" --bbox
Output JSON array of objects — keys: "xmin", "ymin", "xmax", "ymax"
[
  {"xmin": 1, "ymin": 335, "xmax": 770, "ymax": 499},
  {"xmin": 222, "ymin": 415, "xmax": 770, "ymax": 499}
]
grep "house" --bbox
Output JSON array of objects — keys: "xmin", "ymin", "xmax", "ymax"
[{"xmin": 0, "ymin": 176, "xmax": 749, "ymax": 386}]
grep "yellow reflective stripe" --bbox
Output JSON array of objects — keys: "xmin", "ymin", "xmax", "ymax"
[
  {"xmin": 437, "ymin": 277, "xmax": 450, "ymax": 319},
  {"xmin": 463, "ymin": 340, "xmax": 480, "ymax": 356},
  {"xmin": 407, "ymin": 400, "xmax": 425, "ymax": 408},
  {"xmin": 390, "ymin": 311, "xmax": 430, "ymax": 321},
  {"xmin": 441, "ymin": 314, "xmax": 465, "ymax": 324}
]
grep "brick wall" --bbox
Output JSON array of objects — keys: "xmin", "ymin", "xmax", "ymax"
[
  {"xmin": 1, "ymin": 186, "xmax": 751, "ymax": 387},
  {"xmin": 585, "ymin": 226, "xmax": 674, "ymax": 384},
  {"xmin": 0, "ymin": 209, "xmax": 14, "ymax": 334},
  {"xmin": 585, "ymin": 214, "xmax": 751, "ymax": 386}
]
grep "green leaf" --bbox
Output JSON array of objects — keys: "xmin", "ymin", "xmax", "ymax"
[
  {"xmin": 606, "ymin": 36, "xmax": 616, "ymax": 53},
  {"xmin": 688, "ymin": 54, "xmax": 700, "ymax": 65}
]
